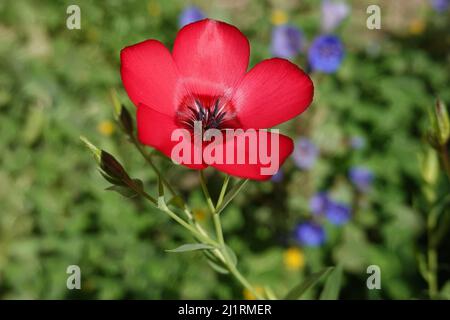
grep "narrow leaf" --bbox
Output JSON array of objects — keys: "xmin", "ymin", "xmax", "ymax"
[
  {"xmin": 284, "ymin": 267, "xmax": 333, "ymax": 300},
  {"xmin": 166, "ymin": 243, "xmax": 215, "ymax": 253},
  {"xmin": 224, "ymin": 245, "xmax": 237, "ymax": 267},
  {"xmin": 216, "ymin": 179, "xmax": 248, "ymax": 214},
  {"xmin": 110, "ymin": 89, "xmax": 122, "ymax": 119},
  {"xmin": 157, "ymin": 176, "xmax": 164, "ymax": 198},
  {"xmin": 320, "ymin": 265, "xmax": 343, "ymax": 300},
  {"xmin": 206, "ymin": 259, "xmax": 230, "ymax": 274}
]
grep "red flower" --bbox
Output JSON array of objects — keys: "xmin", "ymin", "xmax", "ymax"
[{"xmin": 121, "ymin": 19, "xmax": 313, "ymax": 180}]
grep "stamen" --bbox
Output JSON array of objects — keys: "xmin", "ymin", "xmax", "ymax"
[{"xmin": 178, "ymin": 97, "xmax": 230, "ymax": 131}]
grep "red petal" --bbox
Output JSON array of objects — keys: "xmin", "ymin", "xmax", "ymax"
[
  {"xmin": 137, "ymin": 104, "xmax": 206, "ymax": 170},
  {"xmin": 207, "ymin": 130, "xmax": 293, "ymax": 180},
  {"xmin": 233, "ymin": 58, "xmax": 314, "ymax": 129},
  {"xmin": 121, "ymin": 40, "xmax": 186, "ymax": 116},
  {"xmin": 172, "ymin": 19, "xmax": 250, "ymax": 97}
]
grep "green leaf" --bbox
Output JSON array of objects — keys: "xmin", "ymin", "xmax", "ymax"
[
  {"xmin": 216, "ymin": 179, "xmax": 248, "ymax": 214},
  {"xmin": 320, "ymin": 265, "xmax": 343, "ymax": 300},
  {"xmin": 166, "ymin": 243, "xmax": 216, "ymax": 253},
  {"xmin": 206, "ymin": 259, "xmax": 229, "ymax": 274},
  {"xmin": 224, "ymin": 245, "xmax": 237, "ymax": 266},
  {"xmin": 284, "ymin": 267, "xmax": 333, "ymax": 300}
]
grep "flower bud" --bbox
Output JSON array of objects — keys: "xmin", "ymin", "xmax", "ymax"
[
  {"xmin": 419, "ymin": 148, "xmax": 439, "ymax": 186},
  {"xmin": 80, "ymin": 136, "xmax": 101, "ymax": 163},
  {"xmin": 428, "ymin": 99, "xmax": 450, "ymax": 147},
  {"xmin": 435, "ymin": 99, "xmax": 450, "ymax": 145}
]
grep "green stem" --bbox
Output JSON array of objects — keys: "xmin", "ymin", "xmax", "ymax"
[
  {"xmin": 199, "ymin": 172, "xmax": 264, "ymax": 300},
  {"xmin": 127, "ymin": 130, "xmax": 261, "ymax": 298},
  {"xmin": 427, "ymin": 212, "xmax": 439, "ymax": 299},
  {"xmin": 159, "ymin": 203, "xmax": 220, "ymax": 248},
  {"xmin": 213, "ymin": 213, "xmax": 225, "ymax": 247},
  {"xmin": 132, "ymin": 137, "xmax": 196, "ymax": 222},
  {"xmin": 227, "ymin": 263, "xmax": 263, "ymax": 300}
]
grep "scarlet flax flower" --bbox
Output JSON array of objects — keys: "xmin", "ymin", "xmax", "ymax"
[{"xmin": 120, "ymin": 19, "xmax": 313, "ymax": 180}]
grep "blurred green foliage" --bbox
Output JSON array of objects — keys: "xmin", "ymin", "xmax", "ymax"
[{"xmin": 0, "ymin": 0, "xmax": 449, "ymax": 299}]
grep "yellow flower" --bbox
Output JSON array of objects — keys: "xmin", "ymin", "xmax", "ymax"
[
  {"xmin": 193, "ymin": 208, "xmax": 207, "ymax": 222},
  {"xmin": 147, "ymin": 0, "xmax": 161, "ymax": 17},
  {"xmin": 271, "ymin": 9, "xmax": 288, "ymax": 26},
  {"xmin": 283, "ymin": 247, "xmax": 305, "ymax": 271},
  {"xmin": 409, "ymin": 19, "xmax": 425, "ymax": 35},
  {"xmin": 243, "ymin": 286, "xmax": 264, "ymax": 300},
  {"xmin": 97, "ymin": 120, "xmax": 115, "ymax": 136}
]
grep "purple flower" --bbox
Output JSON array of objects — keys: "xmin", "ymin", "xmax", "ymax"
[
  {"xmin": 309, "ymin": 192, "xmax": 330, "ymax": 215},
  {"xmin": 295, "ymin": 222, "xmax": 326, "ymax": 247},
  {"xmin": 293, "ymin": 138, "xmax": 318, "ymax": 170},
  {"xmin": 350, "ymin": 136, "xmax": 365, "ymax": 150},
  {"xmin": 271, "ymin": 169, "xmax": 284, "ymax": 183},
  {"xmin": 179, "ymin": 6, "xmax": 205, "ymax": 28},
  {"xmin": 321, "ymin": 0, "xmax": 350, "ymax": 32},
  {"xmin": 349, "ymin": 166, "xmax": 374, "ymax": 192},
  {"xmin": 430, "ymin": 0, "xmax": 449, "ymax": 12},
  {"xmin": 325, "ymin": 201, "xmax": 351, "ymax": 225},
  {"xmin": 271, "ymin": 24, "xmax": 303, "ymax": 59},
  {"xmin": 308, "ymin": 35, "xmax": 344, "ymax": 73}
]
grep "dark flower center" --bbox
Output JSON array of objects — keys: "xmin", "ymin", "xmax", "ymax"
[{"xmin": 177, "ymin": 96, "xmax": 236, "ymax": 132}]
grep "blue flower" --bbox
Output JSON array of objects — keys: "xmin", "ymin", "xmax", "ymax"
[
  {"xmin": 309, "ymin": 192, "xmax": 330, "ymax": 215},
  {"xmin": 321, "ymin": 0, "xmax": 350, "ymax": 32},
  {"xmin": 349, "ymin": 166, "xmax": 374, "ymax": 192},
  {"xmin": 293, "ymin": 138, "xmax": 318, "ymax": 170},
  {"xmin": 430, "ymin": 0, "xmax": 449, "ymax": 12},
  {"xmin": 308, "ymin": 35, "xmax": 344, "ymax": 73},
  {"xmin": 295, "ymin": 222, "xmax": 326, "ymax": 247},
  {"xmin": 271, "ymin": 24, "xmax": 303, "ymax": 59},
  {"xmin": 271, "ymin": 169, "xmax": 284, "ymax": 183},
  {"xmin": 179, "ymin": 6, "xmax": 205, "ymax": 28},
  {"xmin": 325, "ymin": 201, "xmax": 351, "ymax": 225},
  {"xmin": 350, "ymin": 136, "xmax": 365, "ymax": 150}
]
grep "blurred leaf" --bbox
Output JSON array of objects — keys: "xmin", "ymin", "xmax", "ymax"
[
  {"xmin": 166, "ymin": 243, "xmax": 215, "ymax": 253},
  {"xmin": 320, "ymin": 265, "xmax": 343, "ymax": 300},
  {"xmin": 22, "ymin": 106, "xmax": 45, "ymax": 145},
  {"xmin": 224, "ymin": 245, "xmax": 237, "ymax": 267},
  {"xmin": 284, "ymin": 267, "xmax": 333, "ymax": 300},
  {"xmin": 168, "ymin": 195, "xmax": 185, "ymax": 209}
]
